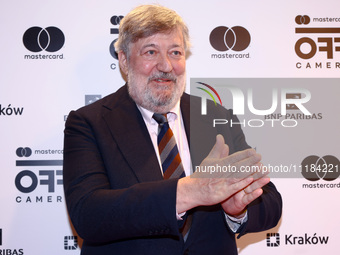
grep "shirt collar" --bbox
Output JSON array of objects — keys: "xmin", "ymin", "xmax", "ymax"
[{"xmin": 137, "ymin": 101, "xmax": 180, "ymax": 125}]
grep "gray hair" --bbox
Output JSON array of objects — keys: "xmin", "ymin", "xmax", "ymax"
[{"xmin": 114, "ymin": 5, "xmax": 191, "ymax": 57}]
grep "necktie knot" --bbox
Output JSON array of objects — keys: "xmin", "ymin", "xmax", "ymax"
[{"xmin": 152, "ymin": 113, "xmax": 168, "ymax": 126}]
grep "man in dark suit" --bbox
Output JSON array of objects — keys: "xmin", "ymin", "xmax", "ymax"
[{"xmin": 63, "ymin": 4, "xmax": 282, "ymax": 255}]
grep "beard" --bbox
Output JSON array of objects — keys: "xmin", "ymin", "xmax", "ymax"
[{"xmin": 127, "ymin": 70, "xmax": 186, "ymax": 113}]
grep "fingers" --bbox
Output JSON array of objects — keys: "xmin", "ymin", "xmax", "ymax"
[
  {"xmin": 206, "ymin": 134, "xmax": 229, "ymax": 159},
  {"xmin": 212, "ymin": 150, "xmax": 261, "ymax": 180},
  {"xmin": 233, "ymin": 177, "xmax": 255, "ymax": 194},
  {"xmin": 219, "ymin": 135, "xmax": 229, "ymax": 158},
  {"xmin": 242, "ymin": 188, "xmax": 264, "ymax": 206},
  {"xmin": 240, "ymin": 176, "xmax": 270, "ymax": 205},
  {"xmin": 203, "ymin": 134, "xmax": 261, "ymax": 170},
  {"xmin": 193, "ymin": 134, "xmax": 268, "ymax": 209},
  {"xmin": 243, "ymin": 176, "xmax": 270, "ymax": 195},
  {"xmin": 198, "ymin": 135, "xmax": 263, "ymax": 181},
  {"xmin": 223, "ymin": 149, "xmax": 261, "ymax": 169}
]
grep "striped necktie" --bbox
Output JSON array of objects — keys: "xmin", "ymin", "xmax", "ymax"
[
  {"xmin": 153, "ymin": 113, "xmax": 191, "ymax": 240},
  {"xmin": 152, "ymin": 113, "xmax": 185, "ymax": 179}
]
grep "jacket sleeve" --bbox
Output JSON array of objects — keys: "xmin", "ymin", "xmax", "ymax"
[
  {"xmin": 219, "ymin": 109, "xmax": 283, "ymax": 237},
  {"xmin": 237, "ymin": 181, "xmax": 282, "ymax": 238},
  {"xmin": 63, "ymin": 110, "xmax": 181, "ymax": 244}
]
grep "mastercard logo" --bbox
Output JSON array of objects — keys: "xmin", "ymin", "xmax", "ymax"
[
  {"xmin": 209, "ymin": 26, "xmax": 251, "ymax": 52},
  {"xmin": 16, "ymin": 147, "xmax": 32, "ymax": 157},
  {"xmin": 295, "ymin": 15, "xmax": 310, "ymax": 25},
  {"xmin": 23, "ymin": 26, "xmax": 65, "ymax": 53},
  {"xmin": 301, "ymin": 155, "xmax": 340, "ymax": 181}
]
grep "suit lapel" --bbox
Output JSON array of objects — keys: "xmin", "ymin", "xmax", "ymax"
[
  {"xmin": 102, "ymin": 86, "xmax": 163, "ymax": 183},
  {"xmin": 101, "ymin": 87, "xmax": 210, "ymax": 182}
]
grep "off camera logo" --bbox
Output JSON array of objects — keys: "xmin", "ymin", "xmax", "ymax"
[
  {"xmin": 267, "ymin": 233, "xmax": 280, "ymax": 247},
  {"xmin": 23, "ymin": 26, "xmax": 65, "ymax": 52},
  {"xmin": 295, "ymin": 14, "xmax": 340, "ymax": 69},
  {"xmin": 109, "ymin": 15, "xmax": 124, "ymax": 68},
  {"xmin": 15, "ymin": 147, "xmax": 63, "ymax": 203},
  {"xmin": 301, "ymin": 155, "xmax": 340, "ymax": 181}
]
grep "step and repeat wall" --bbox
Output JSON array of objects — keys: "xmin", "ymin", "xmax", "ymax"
[{"xmin": 1, "ymin": 0, "xmax": 339, "ymax": 254}]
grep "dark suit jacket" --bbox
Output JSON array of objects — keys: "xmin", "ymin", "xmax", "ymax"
[{"xmin": 63, "ymin": 85, "xmax": 282, "ymax": 255}]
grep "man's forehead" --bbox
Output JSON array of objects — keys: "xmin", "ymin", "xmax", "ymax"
[{"xmin": 133, "ymin": 29, "xmax": 184, "ymax": 48}]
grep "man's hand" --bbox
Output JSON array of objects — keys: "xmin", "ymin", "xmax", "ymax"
[
  {"xmin": 176, "ymin": 134, "xmax": 268, "ymax": 214},
  {"xmin": 221, "ymin": 174, "xmax": 270, "ymax": 218}
]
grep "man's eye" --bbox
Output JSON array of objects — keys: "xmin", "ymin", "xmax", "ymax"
[
  {"xmin": 146, "ymin": 50, "xmax": 156, "ymax": 55},
  {"xmin": 172, "ymin": 51, "xmax": 182, "ymax": 56}
]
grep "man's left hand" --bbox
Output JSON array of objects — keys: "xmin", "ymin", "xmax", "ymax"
[{"xmin": 221, "ymin": 174, "xmax": 270, "ymax": 218}]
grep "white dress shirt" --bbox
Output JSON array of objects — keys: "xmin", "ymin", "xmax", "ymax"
[
  {"xmin": 136, "ymin": 102, "xmax": 247, "ymax": 232},
  {"xmin": 136, "ymin": 101, "xmax": 192, "ymax": 176}
]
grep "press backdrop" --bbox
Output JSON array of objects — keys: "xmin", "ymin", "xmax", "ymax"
[{"xmin": 1, "ymin": 0, "xmax": 339, "ymax": 254}]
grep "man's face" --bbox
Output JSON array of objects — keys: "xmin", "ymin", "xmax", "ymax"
[{"xmin": 119, "ymin": 27, "xmax": 186, "ymax": 113}]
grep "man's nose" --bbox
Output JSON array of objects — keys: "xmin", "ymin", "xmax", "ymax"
[{"xmin": 156, "ymin": 53, "xmax": 173, "ymax": 73}]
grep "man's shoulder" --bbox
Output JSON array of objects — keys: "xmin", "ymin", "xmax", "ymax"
[
  {"xmin": 76, "ymin": 85, "xmax": 130, "ymax": 113},
  {"xmin": 65, "ymin": 85, "xmax": 133, "ymax": 126}
]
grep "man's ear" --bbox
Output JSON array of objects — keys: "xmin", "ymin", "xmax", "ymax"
[{"xmin": 118, "ymin": 51, "xmax": 128, "ymax": 75}]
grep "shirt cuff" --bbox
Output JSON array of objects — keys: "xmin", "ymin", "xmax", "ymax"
[
  {"xmin": 176, "ymin": 211, "xmax": 186, "ymax": 220},
  {"xmin": 225, "ymin": 211, "xmax": 248, "ymax": 233}
]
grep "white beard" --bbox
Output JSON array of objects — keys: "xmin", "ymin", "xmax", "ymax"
[{"xmin": 127, "ymin": 70, "xmax": 186, "ymax": 113}]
